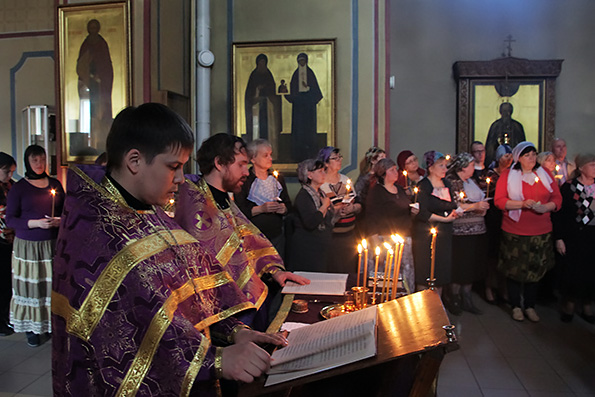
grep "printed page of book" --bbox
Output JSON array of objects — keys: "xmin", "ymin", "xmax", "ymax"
[
  {"xmin": 281, "ymin": 272, "xmax": 348, "ymax": 295},
  {"xmin": 265, "ymin": 306, "xmax": 377, "ymax": 386}
]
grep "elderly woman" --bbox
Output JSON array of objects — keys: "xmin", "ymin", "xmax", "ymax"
[
  {"xmin": 235, "ymin": 139, "xmax": 291, "ymax": 257},
  {"xmin": 484, "ymin": 144, "xmax": 513, "ymax": 304},
  {"xmin": 537, "ymin": 151, "xmax": 556, "ymax": 174},
  {"xmin": 6, "ymin": 145, "xmax": 64, "ymax": 346},
  {"xmin": 287, "ymin": 159, "xmax": 334, "ymax": 272},
  {"xmin": 412, "ymin": 151, "xmax": 458, "ymax": 294},
  {"xmin": 494, "ymin": 142, "xmax": 562, "ymax": 322},
  {"xmin": 0, "ymin": 153, "xmax": 16, "ymax": 336},
  {"xmin": 396, "ymin": 150, "xmax": 426, "ymax": 194},
  {"xmin": 319, "ymin": 146, "xmax": 362, "ymax": 273},
  {"xmin": 365, "ymin": 158, "xmax": 418, "ymax": 293},
  {"xmin": 355, "ymin": 146, "xmax": 385, "ymax": 204},
  {"xmin": 554, "ymin": 153, "xmax": 595, "ymax": 323},
  {"xmin": 445, "ymin": 153, "xmax": 490, "ymax": 315}
]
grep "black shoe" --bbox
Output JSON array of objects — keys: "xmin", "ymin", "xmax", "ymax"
[
  {"xmin": 444, "ymin": 295, "xmax": 463, "ymax": 316},
  {"xmin": 579, "ymin": 312, "xmax": 595, "ymax": 324},
  {"xmin": 26, "ymin": 332, "xmax": 41, "ymax": 347},
  {"xmin": 560, "ymin": 312, "xmax": 573, "ymax": 323},
  {"xmin": 0, "ymin": 322, "xmax": 14, "ymax": 336}
]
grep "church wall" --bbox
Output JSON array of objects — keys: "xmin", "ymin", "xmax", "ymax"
[
  {"xmin": 389, "ymin": 0, "xmax": 595, "ymax": 159},
  {"xmin": 210, "ymin": 0, "xmax": 380, "ymax": 181}
]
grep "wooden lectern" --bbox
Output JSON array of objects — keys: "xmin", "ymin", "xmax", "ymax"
[{"xmin": 239, "ymin": 289, "xmax": 458, "ymax": 397}]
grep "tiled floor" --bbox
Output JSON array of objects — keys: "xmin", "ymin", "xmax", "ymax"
[{"xmin": 0, "ymin": 294, "xmax": 594, "ymax": 396}]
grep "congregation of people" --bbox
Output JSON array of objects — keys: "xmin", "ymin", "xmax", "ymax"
[{"xmin": 0, "ymin": 102, "xmax": 594, "ymax": 395}]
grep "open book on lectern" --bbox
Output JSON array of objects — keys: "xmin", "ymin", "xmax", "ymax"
[{"xmin": 265, "ymin": 305, "xmax": 377, "ymax": 387}]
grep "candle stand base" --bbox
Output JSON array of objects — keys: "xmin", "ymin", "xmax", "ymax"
[{"xmin": 426, "ymin": 277, "xmax": 436, "ymax": 291}]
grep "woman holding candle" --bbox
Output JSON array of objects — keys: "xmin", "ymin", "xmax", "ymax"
[
  {"xmin": 494, "ymin": 142, "xmax": 561, "ymax": 322},
  {"xmin": 412, "ymin": 151, "xmax": 458, "ymax": 295},
  {"xmin": 0, "ymin": 153, "xmax": 16, "ymax": 336},
  {"xmin": 446, "ymin": 153, "xmax": 490, "ymax": 315},
  {"xmin": 355, "ymin": 147, "xmax": 385, "ymax": 205},
  {"xmin": 5, "ymin": 145, "xmax": 63, "ymax": 347},
  {"xmin": 396, "ymin": 150, "xmax": 426, "ymax": 195},
  {"xmin": 318, "ymin": 146, "xmax": 362, "ymax": 273},
  {"xmin": 287, "ymin": 159, "xmax": 335, "ymax": 272},
  {"xmin": 235, "ymin": 139, "xmax": 291, "ymax": 258},
  {"xmin": 365, "ymin": 158, "xmax": 417, "ymax": 294},
  {"xmin": 553, "ymin": 153, "xmax": 595, "ymax": 323}
]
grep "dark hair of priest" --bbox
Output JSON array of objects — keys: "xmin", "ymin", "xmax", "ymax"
[
  {"xmin": 512, "ymin": 145, "xmax": 539, "ymax": 171},
  {"xmin": 196, "ymin": 132, "xmax": 247, "ymax": 176},
  {"xmin": 105, "ymin": 103, "xmax": 194, "ymax": 172}
]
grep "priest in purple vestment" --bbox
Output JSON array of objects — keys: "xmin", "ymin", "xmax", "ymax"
[
  {"xmin": 52, "ymin": 104, "xmax": 287, "ymax": 396},
  {"xmin": 174, "ymin": 133, "xmax": 309, "ymax": 332}
]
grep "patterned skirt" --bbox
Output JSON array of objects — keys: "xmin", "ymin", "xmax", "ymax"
[
  {"xmin": 498, "ymin": 231, "xmax": 554, "ymax": 283},
  {"xmin": 10, "ymin": 237, "xmax": 54, "ymax": 334}
]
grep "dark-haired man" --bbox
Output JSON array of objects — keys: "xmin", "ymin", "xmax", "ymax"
[
  {"xmin": 175, "ymin": 133, "xmax": 309, "ymax": 332},
  {"xmin": 52, "ymin": 104, "xmax": 286, "ymax": 396}
]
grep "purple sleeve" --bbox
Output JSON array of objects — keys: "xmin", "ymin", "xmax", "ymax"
[{"xmin": 5, "ymin": 182, "xmax": 29, "ymax": 231}]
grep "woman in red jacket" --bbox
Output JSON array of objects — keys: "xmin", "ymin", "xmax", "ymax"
[{"xmin": 494, "ymin": 141, "xmax": 562, "ymax": 322}]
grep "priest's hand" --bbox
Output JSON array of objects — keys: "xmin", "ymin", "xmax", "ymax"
[
  {"xmin": 234, "ymin": 328, "xmax": 288, "ymax": 347},
  {"xmin": 221, "ymin": 342, "xmax": 271, "ymax": 383},
  {"xmin": 272, "ymin": 270, "xmax": 311, "ymax": 287}
]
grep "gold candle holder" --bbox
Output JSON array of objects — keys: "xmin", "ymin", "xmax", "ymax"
[{"xmin": 351, "ymin": 286, "xmax": 368, "ymax": 310}]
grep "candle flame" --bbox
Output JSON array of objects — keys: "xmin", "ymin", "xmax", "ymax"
[
  {"xmin": 375, "ymin": 246, "xmax": 381, "ymax": 256},
  {"xmin": 413, "ymin": 187, "xmax": 419, "ymax": 193},
  {"xmin": 362, "ymin": 239, "xmax": 368, "ymax": 249},
  {"xmin": 535, "ymin": 176, "xmax": 540, "ymax": 183},
  {"xmin": 346, "ymin": 184, "xmax": 351, "ymax": 191},
  {"xmin": 388, "ymin": 248, "xmax": 393, "ymax": 255},
  {"xmin": 555, "ymin": 165, "xmax": 560, "ymax": 172},
  {"xmin": 346, "ymin": 178, "xmax": 352, "ymax": 185},
  {"xmin": 459, "ymin": 191, "xmax": 465, "ymax": 199},
  {"xmin": 486, "ymin": 177, "xmax": 491, "ymax": 184},
  {"xmin": 403, "ymin": 170, "xmax": 407, "ymax": 177},
  {"xmin": 169, "ymin": 198, "xmax": 175, "ymax": 205},
  {"xmin": 357, "ymin": 244, "xmax": 362, "ymax": 254},
  {"xmin": 273, "ymin": 170, "xmax": 279, "ymax": 178},
  {"xmin": 390, "ymin": 234, "xmax": 397, "ymax": 243},
  {"xmin": 396, "ymin": 234, "xmax": 404, "ymax": 244},
  {"xmin": 445, "ymin": 154, "xmax": 451, "ymax": 161},
  {"xmin": 383, "ymin": 242, "xmax": 392, "ymax": 250},
  {"xmin": 50, "ymin": 189, "xmax": 56, "ymax": 196},
  {"xmin": 430, "ymin": 227, "xmax": 437, "ymax": 236}
]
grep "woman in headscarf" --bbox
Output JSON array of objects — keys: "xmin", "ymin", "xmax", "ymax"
[
  {"xmin": 318, "ymin": 146, "xmax": 362, "ymax": 273},
  {"xmin": 412, "ymin": 151, "xmax": 458, "ymax": 295},
  {"xmin": 365, "ymin": 158, "xmax": 417, "ymax": 294},
  {"xmin": 494, "ymin": 141, "xmax": 562, "ymax": 322},
  {"xmin": 6, "ymin": 145, "xmax": 64, "ymax": 346},
  {"xmin": 0, "ymin": 152, "xmax": 16, "ymax": 336},
  {"xmin": 554, "ymin": 153, "xmax": 595, "ymax": 323},
  {"xmin": 287, "ymin": 159, "xmax": 334, "ymax": 272},
  {"xmin": 445, "ymin": 152, "xmax": 490, "ymax": 315},
  {"xmin": 396, "ymin": 150, "xmax": 426, "ymax": 195},
  {"xmin": 355, "ymin": 146, "xmax": 385, "ymax": 204}
]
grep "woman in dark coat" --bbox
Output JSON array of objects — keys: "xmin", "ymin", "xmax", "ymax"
[
  {"xmin": 412, "ymin": 151, "xmax": 458, "ymax": 295},
  {"xmin": 554, "ymin": 153, "xmax": 595, "ymax": 323},
  {"xmin": 287, "ymin": 159, "xmax": 334, "ymax": 272}
]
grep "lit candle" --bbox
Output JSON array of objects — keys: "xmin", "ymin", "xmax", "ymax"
[
  {"xmin": 357, "ymin": 244, "xmax": 363, "ymax": 287},
  {"xmin": 445, "ymin": 154, "xmax": 451, "ymax": 161},
  {"xmin": 554, "ymin": 165, "xmax": 563, "ymax": 182},
  {"xmin": 391, "ymin": 234, "xmax": 405, "ymax": 300},
  {"xmin": 169, "ymin": 198, "xmax": 175, "ymax": 206},
  {"xmin": 362, "ymin": 239, "xmax": 369, "ymax": 288},
  {"xmin": 403, "ymin": 170, "xmax": 409, "ymax": 190},
  {"xmin": 486, "ymin": 177, "xmax": 491, "ymax": 198},
  {"xmin": 413, "ymin": 186, "xmax": 419, "ymax": 203},
  {"xmin": 372, "ymin": 246, "xmax": 381, "ymax": 304},
  {"xmin": 535, "ymin": 176, "xmax": 540, "ymax": 184},
  {"xmin": 273, "ymin": 170, "xmax": 279, "ymax": 179},
  {"xmin": 50, "ymin": 189, "xmax": 56, "ymax": 218},
  {"xmin": 459, "ymin": 191, "xmax": 466, "ymax": 203},
  {"xmin": 430, "ymin": 227, "xmax": 437, "ymax": 281},
  {"xmin": 382, "ymin": 242, "xmax": 392, "ymax": 303},
  {"xmin": 383, "ymin": 247, "xmax": 393, "ymax": 303},
  {"xmin": 555, "ymin": 164, "xmax": 560, "ymax": 175}
]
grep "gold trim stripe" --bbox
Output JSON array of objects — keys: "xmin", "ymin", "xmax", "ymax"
[
  {"xmin": 180, "ymin": 337, "xmax": 210, "ymax": 397},
  {"xmin": 71, "ymin": 229, "xmax": 195, "ymax": 340},
  {"xmin": 193, "ymin": 301, "xmax": 255, "ymax": 332},
  {"xmin": 215, "ymin": 232, "xmax": 241, "ymax": 267},
  {"xmin": 235, "ymin": 265, "xmax": 255, "ymax": 290},
  {"xmin": 266, "ymin": 294, "xmax": 294, "ymax": 334}
]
